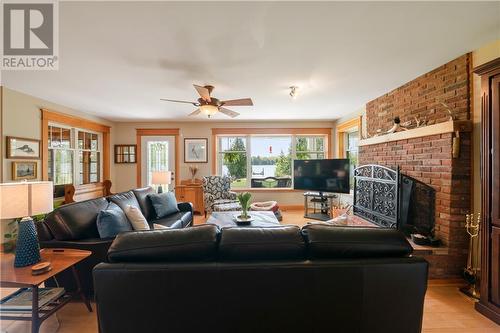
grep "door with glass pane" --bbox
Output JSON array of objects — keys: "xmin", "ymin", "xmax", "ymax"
[{"xmin": 141, "ymin": 136, "xmax": 175, "ymax": 190}]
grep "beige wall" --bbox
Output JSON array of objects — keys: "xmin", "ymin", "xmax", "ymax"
[
  {"xmin": 1, "ymin": 87, "xmax": 116, "ymax": 183},
  {"xmin": 114, "ymin": 120, "xmax": 335, "ymax": 205},
  {"xmin": 0, "ymin": 87, "xmax": 3, "ymax": 180},
  {"xmin": 0, "ymin": 87, "xmax": 336, "ymax": 205},
  {"xmin": 472, "ymin": 40, "xmax": 500, "ymax": 215},
  {"xmin": 5, "ymin": 40, "xmax": 498, "ymax": 207}
]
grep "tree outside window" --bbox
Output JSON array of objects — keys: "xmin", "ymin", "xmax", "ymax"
[
  {"xmin": 345, "ymin": 131, "xmax": 359, "ymax": 189},
  {"xmin": 218, "ymin": 134, "xmax": 326, "ymax": 189},
  {"xmin": 220, "ymin": 137, "xmax": 247, "ymax": 187}
]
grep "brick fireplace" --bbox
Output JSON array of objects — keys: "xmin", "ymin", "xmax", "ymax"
[{"xmin": 358, "ymin": 54, "xmax": 472, "ymax": 278}]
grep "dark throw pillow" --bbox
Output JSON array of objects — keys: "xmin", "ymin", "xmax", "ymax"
[
  {"xmin": 97, "ymin": 202, "xmax": 133, "ymax": 238},
  {"xmin": 148, "ymin": 192, "xmax": 180, "ymax": 219}
]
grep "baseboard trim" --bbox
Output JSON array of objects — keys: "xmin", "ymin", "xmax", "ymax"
[
  {"xmin": 280, "ymin": 205, "xmax": 304, "ymax": 211},
  {"xmin": 475, "ymin": 301, "xmax": 500, "ymax": 325},
  {"xmin": 427, "ymin": 278, "xmax": 466, "ymax": 286}
]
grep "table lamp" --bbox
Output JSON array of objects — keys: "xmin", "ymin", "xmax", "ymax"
[
  {"xmin": 0, "ymin": 181, "xmax": 53, "ymax": 267},
  {"xmin": 151, "ymin": 171, "xmax": 172, "ymax": 193}
]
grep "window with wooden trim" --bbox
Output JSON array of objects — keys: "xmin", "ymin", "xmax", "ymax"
[
  {"xmin": 218, "ymin": 136, "xmax": 247, "ymax": 188},
  {"xmin": 296, "ymin": 136, "xmax": 326, "ymax": 160},
  {"xmin": 345, "ymin": 130, "xmax": 359, "ymax": 189},
  {"xmin": 47, "ymin": 123, "xmax": 102, "ymax": 186},
  {"xmin": 336, "ymin": 118, "xmax": 361, "ymax": 189},
  {"xmin": 215, "ymin": 132, "xmax": 328, "ymax": 189}
]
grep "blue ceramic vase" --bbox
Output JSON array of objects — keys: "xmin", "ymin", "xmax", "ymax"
[{"xmin": 14, "ymin": 218, "xmax": 41, "ymax": 267}]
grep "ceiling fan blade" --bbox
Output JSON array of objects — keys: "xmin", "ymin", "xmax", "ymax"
[
  {"xmin": 188, "ymin": 108, "xmax": 201, "ymax": 116},
  {"xmin": 219, "ymin": 107, "xmax": 240, "ymax": 118},
  {"xmin": 193, "ymin": 84, "xmax": 211, "ymax": 102},
  {"xmin": 221, "ymin": 98, "xmax": 253, "ymax": 106},
  {"xmin": 160, "ymin": 98, "xmax": 197, "ymax": 106}
]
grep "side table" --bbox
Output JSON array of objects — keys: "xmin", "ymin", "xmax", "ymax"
[
  {"xmin": 303, "ymin": 191, "xmax": 338, "ymax": 221},
  {"xmin": 0, "ymin": 248, "xmax": 92, "ymax": 333}
]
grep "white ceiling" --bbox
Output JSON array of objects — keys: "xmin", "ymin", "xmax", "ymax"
[{"xmin": 2, "ymin": 1, "xmax": 499, "ymax": 121}]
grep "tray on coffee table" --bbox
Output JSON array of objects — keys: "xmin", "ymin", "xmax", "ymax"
[{"xmin": 206, "ymin": 211, "xmax": 280, "ymax": 228}]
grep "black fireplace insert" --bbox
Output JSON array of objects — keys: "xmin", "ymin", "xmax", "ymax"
[{"xmin": 353, "ymin": 164, "xmax": 435, "ymax": 236}]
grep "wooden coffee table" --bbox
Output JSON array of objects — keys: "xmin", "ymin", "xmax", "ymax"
[
  {"xmin": 0, "ymin": 248, "xmax": 92, "ymax": 333},
  {"xmin": 207, "ymin": 211, "xmax": 280, "ymax": 228}
]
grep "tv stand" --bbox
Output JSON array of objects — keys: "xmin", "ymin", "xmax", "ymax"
[{"xmin": 303, "ymin": 191, "xmax": 338, "ymax": 221}]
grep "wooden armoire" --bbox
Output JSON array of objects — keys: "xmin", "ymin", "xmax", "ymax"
[{"xmin": 475, "ymin": 57, "xmax": 500, "ymax": 324}]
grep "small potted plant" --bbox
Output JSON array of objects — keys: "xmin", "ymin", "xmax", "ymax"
[{"xmin": 236, "ymin": 192, "xmax": 252, "ymax": 224}]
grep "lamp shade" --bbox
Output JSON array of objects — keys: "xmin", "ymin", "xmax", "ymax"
[
  {"xmin": 151, "ymin": 171, "xmax": 172, "ymax": 185},
  {"xmin": 0, "ymin": 181, "xmax": 53, "ymax": 219}
]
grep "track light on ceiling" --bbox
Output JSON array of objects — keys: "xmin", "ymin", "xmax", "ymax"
[{"xmin": 289, "ymin": 86, "xmax": 299, "ymax": 99}]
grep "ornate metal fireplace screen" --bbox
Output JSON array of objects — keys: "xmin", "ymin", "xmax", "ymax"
[{"xmin": 353, "ymin": 165, "xmax": 399, "ymax": 228}]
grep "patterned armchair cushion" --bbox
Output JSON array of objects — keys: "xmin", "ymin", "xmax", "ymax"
[
  {"xmin": 203, "ymin": 176, "xmax": 230, "ymax": 199},
  {"xmin": 203, "ymin": 176, "xmax": 238, "ymax": 212}
]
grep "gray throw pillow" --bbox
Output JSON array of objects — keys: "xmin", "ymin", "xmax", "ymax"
[
  {"xmin": 148, "ymin": 192, "xmax": 180, "ymax": 218},
  {"xmin": 97, "ymin": 202, "xmax": 133, "ymax": 238}
]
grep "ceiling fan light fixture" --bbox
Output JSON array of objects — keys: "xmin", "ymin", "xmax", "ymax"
[
  {"xmin": 161, "ymin": 84, "xmax": 252, "ymax": 118},
  {"xmin": 200, "ymin": 104, "xmax": 219, "ymax": 117}
]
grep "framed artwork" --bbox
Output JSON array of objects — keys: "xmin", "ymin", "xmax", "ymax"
[
  {"xmin": 12, "ymin": 161, "xmax": 38, "ymax": 180},
  {"xmin": 6, "ymin": 136, "xmax": 41, "ymax": 159},
  {"xmin": 184, "ymin": 138, "xmax": 208, "ymax": 163}
]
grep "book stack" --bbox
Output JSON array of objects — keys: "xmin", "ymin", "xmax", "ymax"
[{"xmin": 0, "ymin": 288, "xmax": 65, "ymax": 315}]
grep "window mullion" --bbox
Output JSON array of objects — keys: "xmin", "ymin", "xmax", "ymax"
[
  {"xmin": 217, "ymin": 136, "xmax": 222, "ymax": 175},
  {"xmin": 74, "ymin": 129, "xmax": 79, "ymax": 185},
  {"xmin": 245, "ymin": 135, "xmax": 251, "ymax": 188},
  {"xmin": 291, "ymin": 135, "xmax": 297, "ymax": 160},
  {"xmin": 291, "ymin": 135, "xmax": 297, "ymax": 188}
]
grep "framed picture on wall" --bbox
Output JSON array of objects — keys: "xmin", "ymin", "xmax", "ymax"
[
  {"xmin": 184, "ymin": 138, "xmax": 208, "ymax": 163},
  {"xmin": 12, "ymin": 161, "xmax": 37, "ymax": 180},
  {"xmin": 6, "ymin": 136, "xmax": 41, "ymax": 159}
]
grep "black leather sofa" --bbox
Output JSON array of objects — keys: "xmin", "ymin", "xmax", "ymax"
[
  {"xmin": 37, "ymin": 187, "xmax": 193, "ymax": 296},
  {"xmin": 94, "ymin": 224, "xmax": 428, "ymax": 333}
]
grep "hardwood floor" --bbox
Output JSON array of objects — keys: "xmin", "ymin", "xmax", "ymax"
[
  {"xmin": 1, "ymin": 210, "xmax": 498, "ymax": 333},
  {"xmin": 423, "ymin": 280, "xmax": 500, "ymax": 333}
]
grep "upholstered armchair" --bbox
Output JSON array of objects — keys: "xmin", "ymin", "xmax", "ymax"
[{"xmin": 202, "ymin": 176, "xmax": 238, "ymax": 216}]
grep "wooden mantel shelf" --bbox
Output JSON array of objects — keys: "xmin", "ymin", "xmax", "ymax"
[{"xmin": 358, "ymin": 120, "xmax": 472, "ymax": 147}]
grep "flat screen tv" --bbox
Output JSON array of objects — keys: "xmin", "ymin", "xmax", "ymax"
[{"xmin": 293, "ymin": 159, "xmax": 350, "ymax": 194}]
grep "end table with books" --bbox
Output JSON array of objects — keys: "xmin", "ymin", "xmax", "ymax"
[{"xmin": 0, "ymin": 248, "xmax": 92, "ymax": 333}]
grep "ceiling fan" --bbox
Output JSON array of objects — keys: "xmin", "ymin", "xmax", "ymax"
[{"xmin": 160, "ymin": 84, "xmax": 253, "ymax": 118}]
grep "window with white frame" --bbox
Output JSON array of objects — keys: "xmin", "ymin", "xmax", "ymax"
[
  {"xmin": 218, "ymin": 136, "xmax": 247, "ymax": 188},
  {"xmin": 344, "ymin": 130, "xmax": 359, "ymax": 189},
  {"xmin": 216, "ymin": 134, "xmax": 327, "ymax": 189},
  {"xmin": 48, "ymin": 124, "xmax": 102, "ymax": 186}
]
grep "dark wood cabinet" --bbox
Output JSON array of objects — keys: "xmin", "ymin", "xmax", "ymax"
[
  {"xmin": 492, "ymin": 226, "xmax": 500, "ymax": 305},
  {"xmin": 475, "ymin": 57, "xmax": 500, "ymax": 324}
]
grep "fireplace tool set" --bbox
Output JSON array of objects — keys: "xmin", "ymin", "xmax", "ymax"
[{"xmin": 460, "ymin": 213, "xmax": 481, "ymax": 299}]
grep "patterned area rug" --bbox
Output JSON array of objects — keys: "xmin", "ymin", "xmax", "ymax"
[{"xmin": 345, "ymin": 215, "xmax": 378, "ymax": 227}]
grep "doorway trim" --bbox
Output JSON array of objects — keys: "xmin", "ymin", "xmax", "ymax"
[{"xmin": 136, "ymin": 128, "xmax": 180, "ymax": 187}]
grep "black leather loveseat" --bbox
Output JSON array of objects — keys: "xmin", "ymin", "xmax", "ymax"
[
  {"xmin": 37, "ymin": 187, "xmax": 193, "ymax": 296},
  {"xmin": 94, "ymin": 224, "xmax": 428, "ymax": 333}
]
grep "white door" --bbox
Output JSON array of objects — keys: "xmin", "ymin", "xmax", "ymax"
[{"xmin": 141, "ymin": 136, "xmax": 175, "ymax": 190}]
